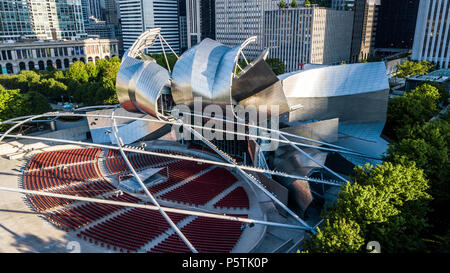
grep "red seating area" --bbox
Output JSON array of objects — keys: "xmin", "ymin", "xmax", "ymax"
[
  {"xmin": 78, "ymin": 208, "xmax": 187, "ymax": 252},
  {"xmin": 28, "ymin": 180, "xmax": 116, "ymax": 212},
  {"xmin": 145, "ymin": 161, "xmax": 211, "ymax": 195},
  {"xmin": 159, "ymin": 167, "xmax": 237, "ymax": 206},
  {"xmin": 104, "ymin": 149, "xmax": 176, "ymax": 175},
  {"xmin": 150, "ymin": 216, "xmax": 246, "ymax": 253},
  {"xmin": 26, "ymin": 148, "xmax": 101, "ymax": 170},
  {"xmin": 24, "ymin": 163, "xmax": 101, "ymax": 191},
  {"xmin": 214, "ymin": 187, "xmax": 249, "ymax": 210},
  {"xmin": 22, "ymin": 147, "xmax": 250, "ymax": 253},
  {"xmin": 46, "ymin": 193, "xmax": 140, "ymax": 231}
]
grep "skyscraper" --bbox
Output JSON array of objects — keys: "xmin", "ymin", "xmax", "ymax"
[
  {"xmin": 104, "ymin": 0, "xmax": 120, "ymax": 25},
  {"xmin": 118, "ymin": 0, "xmax": 180, "ymax": 53},
  {"xmin": 81, "ymin": 0, "xmax": 91, "ymax": 26},
  {"xmin": 375, "ymin": 0, "xmax": 419, "ymax": 51},
  {"xmin": 88, "ymin": 0, "xmax": 103, "ymax": 20},
  {"xmin": 185, "ymin": 0, "xmax": 216, "ymax": 49},
  {"xmin": 0, "ymin": 0, "xmax": 34, "ymax": 41},
  {"xmin": 0, "ymin": 0, "xmax": 87, "ymax": 41},
  {"xmin": 412, "ymin": 0, "xmax": 450, "ymax": 69},
  {"xmin": 200, "ymin": 0, "xmax": 215, "ymax": 41},
  {"xmin": 178, "ymin": 0, "xmax": 188, "ymax": 52},
  {"xmin": 333, "ymin": 0, "xmax": 380, "ymax": 62},
  {"xmin": 264, "ymin": 7, "xmax": 354, "ymax": 72},
  {"xmin": 215, "ymin": 0, "xmax": 281, "ymax": 58}
]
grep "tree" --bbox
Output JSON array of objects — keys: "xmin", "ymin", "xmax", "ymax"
[
  {"xmin": 265, "ymin": 58, "xmax": 286, "ymax": 75},
  {"xmin": 305, "ymin": 219, "xmax": 365, "ymax": 253},
  {"xmin": 386, "ymin": 119, "xmax": 449, "ymax": 239},
  {"xmin": 303, "ymin": 0, "xmax": 311, "ymax": 7},
  {"xmin": 279, "ymin": 0, "xmax": 287, "ymax": 8},
  {"xmin": 85, "ymin": 61, "xmax": 99, "ymax": 80},
  {"xmin": 291, "ymin": 0, "xmax": 299, "ymax": 8},
  {"xmin": 310, "ymin": 162, "xmax": 432, "ymax": 253},
  {"xmin": 22, "ymin": 91, "xmax": 52, "ymax": 115},
  {"xmin": 384, "ymin": 84, "xmax": 441, "ymax": 140},
  {"xmin": 149, "ymin": 53, "xmax": 178, "ymax": 71},
  {"xmin": 426, "ymin": 82, "xmax": 449, "ymax": 105},
  {"xmin": 0, "ymin": 88, "xmax": 26, "ymax": 130},
  {"xmin": 66, "ymin": 61, "xmax": 89, "ymax": 83},
  {"xmin": 396, "ymin": 60, "xmax": 434, "ymax": 78}
]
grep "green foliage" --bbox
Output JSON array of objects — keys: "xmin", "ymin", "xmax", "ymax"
[
  {"xmin": 305, "ymin": 219, "xmax": 365, "ymax": 253},
  {"xmin": 306, "ymin": 162, "xmax": 431, "ymax": 253},
  {"xmin": 384, "ymin": 84, "xmax": 441, "ymax": 140},
  {"xmin": 386, "ymin": 118, "xmax": 450, "ymax": 239},
  {"xmin": 22, "ymin": 91, "xmax": 53, "ymax": 115},
  {"xmin": 279, "ymin": 0, "xmax": 287, "ymax": 8},
  {"xmin": 0, "ymin": 88, "xmax": 26, "ymax": 130},
  {"xmin": 235, "ymin": 58, "xmax": 286, "ymax": 76},
  {"xmin": 303, "ymin": 0, "xmax": 311, "ymax": 6},
  {"xmin": 386, "ymin": 119, "xmax": 449, "ymax": 188},
  {"xmin": 66, "ymin": 61, "xmax": 89, "ymax": 83},
  {"xmin": 0, "ymin": 57, "xmax": 121, "ymax": 108},
  {"xmin": 0, "ymin": 88, "xmax": 51, "ymax": 131},
  {"xmin": 265, "ymin": 58, "xmax": 286, "ymax": 75},
  {"xmin": 148, "ymin": 53, "xmax": 178, "ymax": 71},
  {"xmin": 426, "ymin": 82, "xmax": 449, "ymax": 105},
  {"xmin": 291, "ymin": 0, "xmax": 299, "ymax": 7},
  {"xmin": 396, "ymin": 60, "xmax": 434, "ymax": 78}
]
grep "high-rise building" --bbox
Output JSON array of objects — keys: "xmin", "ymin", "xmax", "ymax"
[
  {"xmin": 184, "ymin": 0, "xmax": 216, "ymax": 49},
  {"xmin": 264, "ymin": 7, "xmax": 354, "ymax": 72},
  {"xmin": 104, "ymin": 0, "xmax": 120, "ymax": 25},
  {"xmin": 412, "ymin": 0, "xmax": 450, "ymax": 69},
  {"xmin": 85, "ymin": 17, "xmax": 116, "ymax": 39},
  {"xmin": 88, "ymin": 0, "xmax": 103, "ymax": 20},
  {"xmin": 200, "ymin": 0, "xmax": 215, "ymax": 41},
  {"xmin": 118, "ymin": 0, "xmax": 180, "ymax": 53},
  {"xmin": 178, "ymin": 0, "xmax": 188, "ymax": 52},
  {"xmin": 331, "ymin": 0, "xmax": 356, "ymax": 10},
  {"xmin": 215, "ymin": 0, "xmax": 282, "ymax": 59},
  {"xmin": 30, "ymin": 0, "xmax": 87, "ymax": 40},
  {"xmin": 0, "ymin": 0, "xmax": 34, "ymax": 41},
  {"xmin": 333, "ymin": 0, "xmax": 380, "ymax": 62},
  {"xmin": 186, "ymin": 0, "xmax": 201, "ymax": 48},
  {"xmin": 375, "ymin": 0, "xmax": 419, "ymax": 52},
  {"xmin": 81, "ymin": 0, "xmax": 91, "ymax": 26},
  {"xmin": 0, "ymin": 0, "xmax": 87, "ymax": 42}
]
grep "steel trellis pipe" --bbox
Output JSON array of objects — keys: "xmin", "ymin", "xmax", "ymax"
[{"xmin": 109, "ymin": 106, "xmax": 198, "ymax": 253}]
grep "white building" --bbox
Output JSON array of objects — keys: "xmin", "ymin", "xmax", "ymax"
[
  {"xmin": 0, "ymin": 0, "xmax": 87, "ymax": 41},
  {"xmin": 0, "ymin": 38, "xmax": 119, "ymax": 74},
  {"xmin": 118, "ymin": 0, "xmax": 180, "ymax": 53},
  {"xmin": 412, "ymin": 0, "xmax": 450, "ymax": 69},
  {"xmin": 215, "ymin": 0, "xmax": 284, "ymax": 59},
  {"xmin": 264, "ymin": 7, "xmax": 354, "ymax": 72}
]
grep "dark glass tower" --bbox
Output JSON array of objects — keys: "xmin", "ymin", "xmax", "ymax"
[
  {"xmin": 375, "ymin": 0, "xmax": 420, "ymax": 50},
  {"xmin": 201, "ymin": 0, "xmax": 215, "ymax": 40}
]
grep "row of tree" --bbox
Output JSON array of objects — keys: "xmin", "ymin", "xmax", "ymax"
[
  {"xmin": 0, "ymin": 84, "xmax": 52, "ymax": 131},
  {"xmin": 305, "ymin": 82, "xmax": 449, "ymax": 253},
  {"xmin": 0, "ymin": 57, "xmax": 121, "ymax": 107}
]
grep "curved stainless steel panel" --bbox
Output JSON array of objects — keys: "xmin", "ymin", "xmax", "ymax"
[
  {"xmin": 171, "ymin": 37, "xmax": 258, "ymax": 107},
  {"xmin": 116, "ymin": 52, "xmax": 142, "ymax": 113},
  {"xmin": 116, "ymin": 28, "xmax": 171, "ymax": 118}
]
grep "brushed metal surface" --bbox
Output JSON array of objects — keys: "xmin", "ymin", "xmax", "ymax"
[
  {"xmin": 171, "ymin": 37, "xmax": 258, "ymax": 107},
  {"xmin": 116, "ymin": 29, "xmax": 171, "ymax": 118}
]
